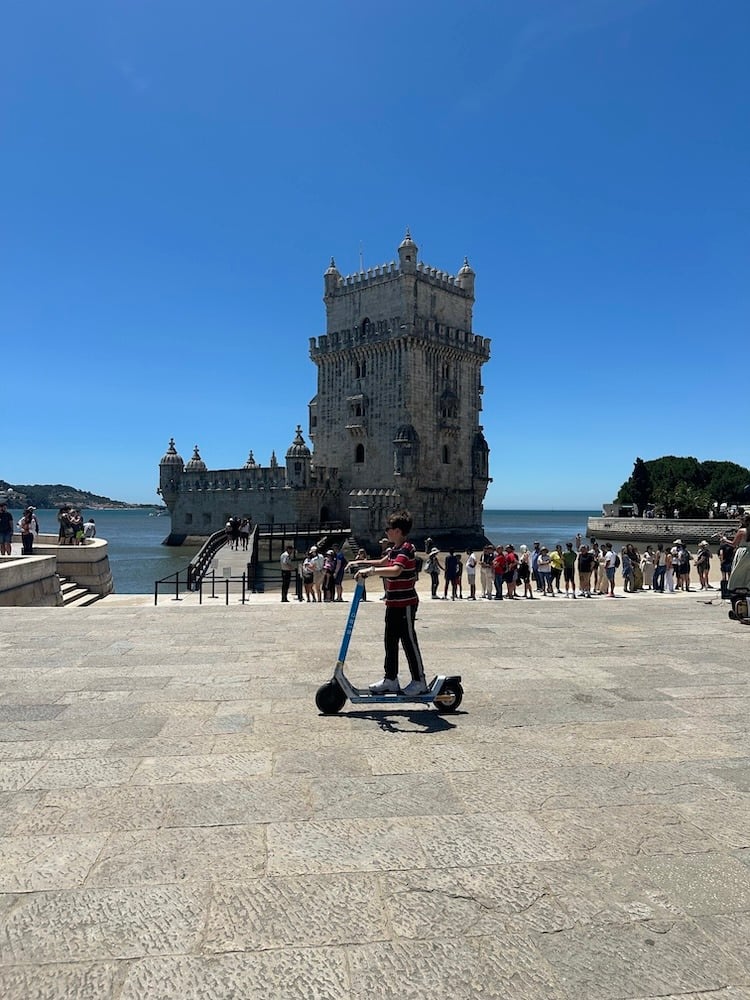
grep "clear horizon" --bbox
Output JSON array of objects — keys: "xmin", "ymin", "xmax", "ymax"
[{"xmin": 2, "ymin": 1, "xmax": 748, "ymax": 507}]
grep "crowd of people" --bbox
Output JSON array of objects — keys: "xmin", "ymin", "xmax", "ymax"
[
  {"xmin": 57, "ymin": 506, "xmax": 96, "ymax": 546},
  {"xmin": 224, "ymin": 516, "xmax": 252, "ymax": 551},
  {"xmin": 276, "ymin": 512, "xmax": 750, "ymax": 607},
  {"xmin": 0, "ymin": 505, "xmax": 97, "ymax": 556}
]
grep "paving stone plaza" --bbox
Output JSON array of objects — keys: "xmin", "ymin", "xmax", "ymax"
[{"xmin": 1, "ymin": 587, "xmax": 749, "ymax": 999}]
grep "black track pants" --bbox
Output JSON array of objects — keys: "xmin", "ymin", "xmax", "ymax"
[{"xmin": 383, "ymin": 604, "xmax": 425, "ymax": 683}]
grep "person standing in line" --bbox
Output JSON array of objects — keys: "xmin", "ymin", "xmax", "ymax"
[
  {"xmin": 0, "ymin": 501, "xmax": 13, "ymax": 555},
  {"xmin": 504, "ymin": 544, "xmax": 519, "ymax": 599},
  {"xmin": 333, "ymin": 545, "xmax": 347, "ymax": 602},
  {"xmin": 322, "ymin": 549, "xmax": 336, "ymax": 602},
  {"xmin": 695, "ymin": 540, "xmax": 712, "ymax": 590},
  {"xmin": 621, "ymin": 547, "xmax": 633, "ymax": 593},
  {"xmin": 426, "ymin": 547, "xmax": 442, "ymax": 599},
  {"xmin": 465, "ymin": 548, "xmax": 477, "ymax": 600},
  {"xmin": 577, "ymin": 544, "xmax": 594, "ymax": 597},
  {"xmin": 550, "ymin": 544, "xmax": 563, "ymax": 594},
  {"xmin": 455, "ymin": 551, "xmax": 464, "ymax": 599},
  {"xmin": 279, "ymin": 544, "xmax": 295, "ymax": 603},
  {"xmin": 664, "ymin": 548, "xmax": 676, "ymax": 593},
  {"xmin": 443, "ymin": 549, "xmax": 459, "ymax": 600},
  {"xmin": 531, "ymin": 541, "xmax": 542, "ymax": 592},
  {"xmin": 640, "ymin": 546, "xmax": 654, "ymax": 590},
  {"xmin": 480, "ymin": 544, "xmax": 495, "ymax": 599},
  {"xmin": 652, "ymin": 545, "xmax": 667, "ymax": 592},
  {"xmin": 562, "ymin": 542, "xmax": 577, "ymax": 598},
  {"xmin": 350, "ymin": 509, "xmax": 428, "ymax": 697},
  {"xmin": 517, "ymin": 544, "xmax": 534, "ymax": 598},
  {"xmin": 355, "ymin": 547, "xmax": 369, "ymax": 600},
  {"xmin": 310, "ymin": 545, "xmax": 325, "ymax": 602},
  {"xmin": 302, "ymin": 549, "xmax": 317, "ymax": 602},
  {"xmin": 603, "ymin": 542, "xmax": 617, "ymax": 596},
  {"xmin": 492, "ymin": 544, "xmax": 507, "ymax": 600}
]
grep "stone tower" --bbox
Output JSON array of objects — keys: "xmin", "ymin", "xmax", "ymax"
[{"xmin": 308, "ymin": 230, "xmax": 491, "ymax": 542}]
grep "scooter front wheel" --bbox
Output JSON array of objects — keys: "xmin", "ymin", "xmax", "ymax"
[
  {"xmin": 434, "ymin": 679, "xmax": 463, "ymax": 714},
  {"xmin": 316, "ymin": 680, "xmax": 347, "ymax": 715}
]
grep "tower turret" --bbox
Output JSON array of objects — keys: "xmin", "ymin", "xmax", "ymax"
[
  {"xmin": 398, "ymin": 227, "xmax": 418, "ymax": 274},
  {"xmin": 324, "ymin": 257, "xmax": 341, "ymax": 301},
  {"xmin": 185, "ymin": 445, "xmax": 207, "ymax": 472},
  {"xmin": 158, "ymin": 438, "xmax": 184, "ymax": 508},
  {"xmin": 285, "ymin": 425, "xmax": 312, "ymax": 487},
  {"xmin": 457, "ymin": 256, "xmax": 476, "ymax": 299}
]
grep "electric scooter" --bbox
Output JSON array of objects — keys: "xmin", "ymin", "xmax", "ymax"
[{"xmin": 315, "ymin": 580, "xmax": 464, "ymax": 715}]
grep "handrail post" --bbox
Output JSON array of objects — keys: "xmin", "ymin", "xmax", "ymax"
[
  {"xmin": 173, "ymin": 571, "xmax": 181, "ymax": 601},
  {"xmin": 225, "ymin": 579, "xmax": 229, "ymax": 605},
  {"xmin": 241, "ymin": 572, "xmax": 246, "ymax": 604},
  {"xmin": 210, "ymin": 569, "xmax": 217, "ymax": 599},
  {"xmin": 199, "ymin": 579, "xmax": 203, "ymax": 605},
  {"xmin": 154, "ymin": 582, "xmax": 158, "ymax": 606}
]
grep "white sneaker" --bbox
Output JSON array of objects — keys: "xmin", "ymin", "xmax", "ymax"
[
  {"xmin": 401, "ymin": 678, "xmax": 428, "ymax": 697},
  {"xmin": 369, "ymin": 677, "xmax": 400, "ymax": 694}
]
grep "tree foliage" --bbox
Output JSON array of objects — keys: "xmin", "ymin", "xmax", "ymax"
[{"xmin": 615, "ymin": 457, "xmax": 750, "ymax": 517}]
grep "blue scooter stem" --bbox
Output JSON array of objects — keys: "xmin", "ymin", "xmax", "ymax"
[{"xmin": 337, "ymin": 580, "xmax": 364, "ymax": 663}]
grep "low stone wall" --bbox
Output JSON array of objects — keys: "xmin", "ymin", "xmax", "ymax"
[
  {"xmin": 0, "ymin": 536, "xmax": 114, "ymax": 607},
  {"xmin": 587, "ymin": 516, "xmax": 739, "ymax": 545},
  {"xmin": 0, "ymin": 555, "xmax": 62, "ymax": 607}
]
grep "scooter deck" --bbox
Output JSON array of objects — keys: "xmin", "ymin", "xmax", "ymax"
[{"xmin": 334, "ymin": 663, "xmax": 460, "ymax": 704}]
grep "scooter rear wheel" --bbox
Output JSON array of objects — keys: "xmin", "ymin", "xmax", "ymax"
[
  {"xmin": 434, "ymin": 679, "xmax": 463, "ymax": 714},
  {"xmin": 316, "ymin": 680, "xmax": 347, "ymax": 715}
]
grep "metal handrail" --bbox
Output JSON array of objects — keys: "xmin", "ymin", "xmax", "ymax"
[{"xmin": 188, "ymin": 529, "xmax": 229, "ymax": 590}]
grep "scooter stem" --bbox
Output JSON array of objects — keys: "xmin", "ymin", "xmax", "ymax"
[{"xmin": 337, "ymin": 580, "xmax": 365, "ymax": 663}]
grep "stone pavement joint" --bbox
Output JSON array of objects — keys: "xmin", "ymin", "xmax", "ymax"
[{"xmin": 0, "ymin": 589, "xmax": 749, "ymax": 999}]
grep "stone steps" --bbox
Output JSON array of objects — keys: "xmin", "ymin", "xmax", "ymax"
[{"xmin": 58, "ymin": 577, "xmax": 104, "ymax": 608}]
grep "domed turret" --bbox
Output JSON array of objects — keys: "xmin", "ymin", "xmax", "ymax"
[
  {"xmin": 185, "ymin": 445, "xmax": 207, "ymax": 472},
  {"xmin": 160, "ymin": 437, "xmax": 184, "ymax": 469},
  {"xmin": 397, "ymin": 227, "xmax": 418, "ymax": 273},
  {"xmin": 285, "ymin": 425, "xmax": 312, "ymax": 460},
  {"xmin": 324, "ymin": 256, "xmax": 342, "ymax": 300},
  {"xmin": 158, "ymin": 438, "xmax": 184, "ymax": 508},
  {"xmin": 285, "ymin": 425, "xmax": 312, "ymax": 487},
  {"xmin": 244, "ymin": 450, "xmax": 258, "ymax": 469},
  {"xmin": 457, "ymin": 256, "xmax": 475, "ymax": 297}
]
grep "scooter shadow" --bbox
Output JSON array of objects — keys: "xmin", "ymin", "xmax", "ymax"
[{"xmin": 339, "ymin": 707, "xmax": 463, "ymax": 734}]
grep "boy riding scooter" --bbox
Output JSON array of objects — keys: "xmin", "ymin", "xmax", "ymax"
[{"xmin": 348, "ymin": 509, "xmax": 428, "ymax": 696}]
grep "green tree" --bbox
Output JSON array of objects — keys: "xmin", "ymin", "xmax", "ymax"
[{"xmin": 630, "ymin": 458, "xmax": 652, "ymax": 514}]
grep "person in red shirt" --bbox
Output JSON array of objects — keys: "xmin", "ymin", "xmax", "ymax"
[
  {"xmin": 504, "ymin": 544, "xmax": 519, "ymax": 598},
  {"xmin": 492, "ymin": 545, "xmax": 507, "ymax": 600},
  {"xmin": 350, "ymin": 510, "xmax": 428, "ymax": 696}
]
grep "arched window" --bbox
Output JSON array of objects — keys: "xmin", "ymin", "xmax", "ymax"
[
  {"xmin": 355, "ymin": 359, "xmax": 366, "ymax": 378},
  {"xmin": 355, "ymin": 444, "xmax": 365, "ymax": 464},
  {"xmin": 442, "ymin": 445, "xmax": 450, "ymax": 464}
]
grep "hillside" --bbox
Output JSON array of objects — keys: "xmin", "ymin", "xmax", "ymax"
[{"xmin": 0, "ymin": 480, "xmax": 157, "ymax": 510}]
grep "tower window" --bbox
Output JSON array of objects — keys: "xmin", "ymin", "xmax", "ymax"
[
  {"xmin": 355, "ymin": 444, "xmax": 365, "ymax": 464},
  {"xmin": 355, "ymin": 359, "xmax": 366, "ymax": 378},
  {"xmin": 442, "ymin": 445, "xmax": 450, "ymax": 464}
]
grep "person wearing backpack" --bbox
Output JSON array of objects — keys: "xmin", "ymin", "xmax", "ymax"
[{"xmin": 425, "ymin": 548, "xmax": 443, "ymax": 599}]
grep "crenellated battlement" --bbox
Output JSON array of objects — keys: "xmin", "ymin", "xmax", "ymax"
[
  {"xmin": 310, "ymin": 322, "xmax": 490, "ymax": 359},
  {"xmin": 327, "ymin": 258, "xmax": 471, "ymax": 296}
]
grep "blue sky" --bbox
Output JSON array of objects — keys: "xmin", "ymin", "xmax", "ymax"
[{"xmin": 2, "ymin": 0, "xmax": 748, "ymax": 508}]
